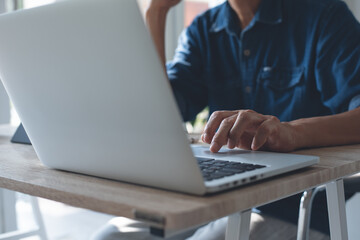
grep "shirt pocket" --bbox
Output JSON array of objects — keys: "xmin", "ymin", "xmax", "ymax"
[
  {"xmin": 259, "ymin": 66, "xmax": 304, "ymax": 90},
  {"xmin": 255, "ymin": 66, "xmax": 305, "ymax": 120}
]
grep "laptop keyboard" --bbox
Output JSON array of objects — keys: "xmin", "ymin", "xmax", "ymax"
[{"xmin": 196, "ymin": 157, "xmax": 267, "ymax": 182}]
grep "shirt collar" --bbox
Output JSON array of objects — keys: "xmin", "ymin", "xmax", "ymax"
[
  {"xmin": 210, "ymin": 0, "xmax": 283, "ymax": 34},
  {"xmin": 209, "ymin": 2, "xmax": 239, "ymax": 35}
]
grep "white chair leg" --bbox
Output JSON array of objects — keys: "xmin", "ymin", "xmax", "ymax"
[
  {"xmin": 30, "ymin": 197, "xmax": 48, "ymax": 240},
  {"xmin": 225, "ymin": 209, "xmax": 251, "ymax": 240},
  {"xmin": 0, "ymin": 191, "xmax": 48, "ymax": 240},
  {"xmin": 297, "ymin": 189, "xmax": 314, "ymax": 240},
  {"xmin": 326, "ymin": 179, "xmax": 348, "ymax": 240},
  {"xmin": 297, "ymin": 185, "xmax": 325, "ymax": 240}
]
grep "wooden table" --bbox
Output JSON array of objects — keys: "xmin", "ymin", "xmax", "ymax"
[{"xmin": 0, "ymin": 125, "xmax": 359, "ymax": 240}]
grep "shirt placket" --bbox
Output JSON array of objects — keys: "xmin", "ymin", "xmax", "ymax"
[{"xmin": 239, "ymin": 31, "xmax": 255, "ymax": 109}]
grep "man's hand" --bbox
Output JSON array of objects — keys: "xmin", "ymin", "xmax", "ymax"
[{"xmin": 201, "ymin": 110, "xmax": 300, "ymax": 153}]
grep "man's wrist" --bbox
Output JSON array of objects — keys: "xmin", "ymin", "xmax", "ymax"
[
  {"xmin": 287, "ymin": 120, "xmax": 310, "ymax": 150},
  {"xmin": 146, "ymin": 5, "xmax": 170, "ymax": 21}
]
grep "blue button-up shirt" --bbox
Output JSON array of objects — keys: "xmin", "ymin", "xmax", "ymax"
[{"xmin": 166, "ymin": 0, "xmax": 360, "ymax": 122}]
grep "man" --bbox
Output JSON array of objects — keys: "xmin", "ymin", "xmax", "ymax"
[{"xmin": 92, "ymin": 0, "xmax": 360, "ymax": 239}]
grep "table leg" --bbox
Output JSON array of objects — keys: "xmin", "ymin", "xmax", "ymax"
[
  {"xmin": 0, "ymin": 189, "xmax": 17, "ymax": 233},
  {"xmin": 326, "ymin": 179, "xmax": 348, "ymax": 240},
  {"xmin": 225, "ymin": 209, "xmax": 251, "ymax": 240}
]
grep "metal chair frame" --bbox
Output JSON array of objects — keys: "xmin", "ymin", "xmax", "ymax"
[
  {"xmin": 0, "ymin": 191, "xmax": 48, "ymax": 240},
  {"xmin": 297, "ymin": 173, "xmax": 360, "ymax": 240}
]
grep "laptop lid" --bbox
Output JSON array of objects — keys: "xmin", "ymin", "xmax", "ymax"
[{"xmin": 0, "ymin": 0, "xmax": 207, "ymax": 194}]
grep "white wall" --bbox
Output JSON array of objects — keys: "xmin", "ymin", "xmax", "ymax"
[
  {"xmin": 0, "ymin": 0, "xmax": 10, "ymax": 124},
  {"xmin": 165, "ymin": 2, "xmax": 184, "ymax": 61},
  {"xmin": 346, "ymin": 193, "xmax": 360, "ymax": 240}
]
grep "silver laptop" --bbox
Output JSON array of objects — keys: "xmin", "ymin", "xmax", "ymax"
[{"xmin": 0, "ymin": 0, "xmax": 318, "ymax": 195}]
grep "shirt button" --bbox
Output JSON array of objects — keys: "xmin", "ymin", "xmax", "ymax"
[
  {"xmin": 243, "ymin": 49, "xmax": 251, "ymax": 57},
  {"xmin": 263, "ymin": 66, "xmax": 272, "ymax": 72},
  {"xmin": 245, "ymin": 86, "xmax": 252, "ymax": 93}
]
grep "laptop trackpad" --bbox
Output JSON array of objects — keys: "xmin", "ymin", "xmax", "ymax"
[{"xmin": 191, "ymin": 145, "xmax": 252, "ymax": 158}]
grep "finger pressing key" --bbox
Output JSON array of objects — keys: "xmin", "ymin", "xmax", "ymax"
[{"xmin": 210, "ymin": 116, "xmax": 236, "ymax": 152}]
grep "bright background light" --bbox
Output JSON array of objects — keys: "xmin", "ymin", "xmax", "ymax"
[{"xmin": 23, "ymin": 0, "xmax": 55, "ymax": 9}]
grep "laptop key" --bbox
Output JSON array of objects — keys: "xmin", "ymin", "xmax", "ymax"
[
  {"xmin": 197, "ymin": 158, "xmax": 267, "ymax": 181},
  {"xmin": 196, "ymin": 157, "xmax": 215, "ymax": 162},
  {"xmin": 215, "ymin": 171, "xmax": 234, "ymax": 177},
  {"xmin": 203, "ymin": 169, "xmax": 215, "ymax": 173},
  {"xmin": 208, "ymin": 167, "xmax": 222, "ymax": 171},
  {"xmin": 254, "ymin": 164, "xmax": 267, "ymax": 168},
  {"xmin": 210, "ymin": 174, "xmax": 226, "ymax": 179},
  {"xmin": 221, "ymin": 168, "xmax": 245, "ymax": 174}
]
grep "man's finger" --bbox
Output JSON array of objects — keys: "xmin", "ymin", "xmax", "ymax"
[
  {"xmin": 229, "ymin": 110, "xmax": 265, "ymax": 147},
  {"xmin": 202, "ymin": 111, "xmax": 237, "ymax": 144},
  {"xmin": 210, "ymin": 116, "xmax": 237, "ymax": 152}
]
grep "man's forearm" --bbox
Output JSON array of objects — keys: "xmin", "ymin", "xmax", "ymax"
[
  {"xmin": 146, "ymin": 7, "xmax": 169, "ymax": 66},
  {"xmin": 289, "ymin": 107, "xmax": 360, "ymax": 149}
]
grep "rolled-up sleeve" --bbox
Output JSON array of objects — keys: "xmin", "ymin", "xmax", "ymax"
[{"xmin": 349, "ymin": 94, "xmax": 360, "ymax": 110}]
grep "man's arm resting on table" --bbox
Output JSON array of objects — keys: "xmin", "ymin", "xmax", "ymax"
[
  {"xmin": 290, "ymin": 106, "xmax": 360, "ymax": 150},
  {"xmin": 202, "ymin": 106, "xmax": 360, "ymax": 153}
]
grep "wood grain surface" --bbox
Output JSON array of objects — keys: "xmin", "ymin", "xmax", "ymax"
[{"xmin": 0, "ymin": 125, "xmax": 359, "ymax": 231}]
